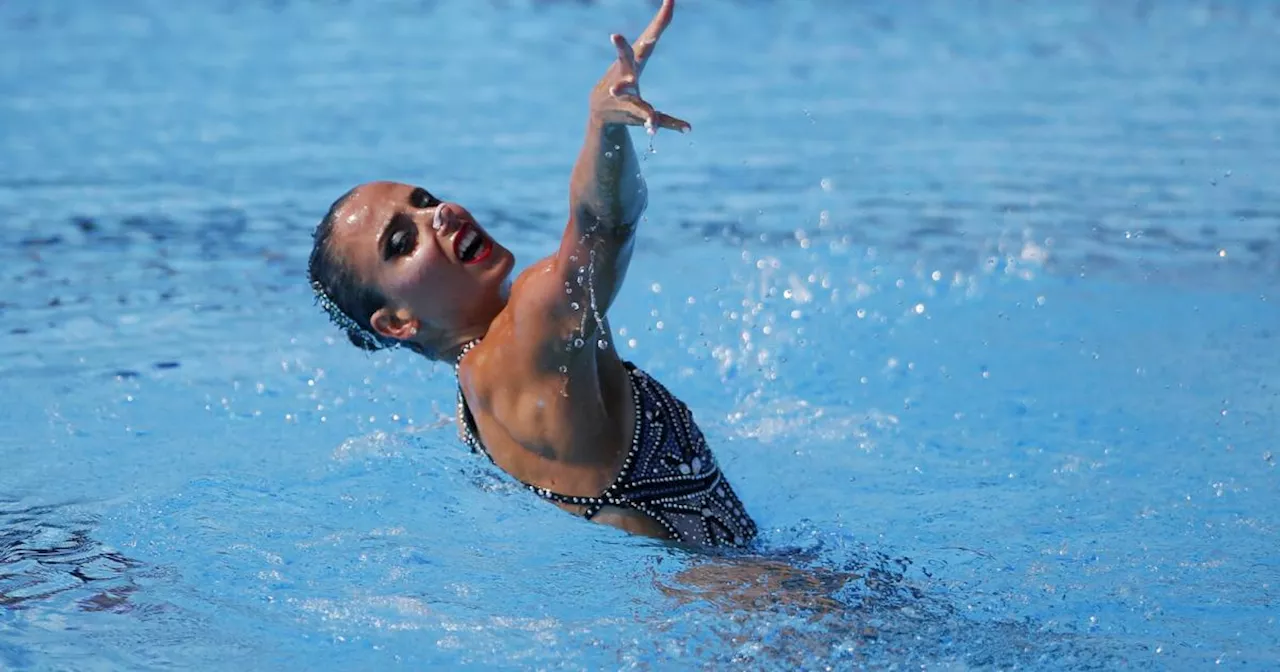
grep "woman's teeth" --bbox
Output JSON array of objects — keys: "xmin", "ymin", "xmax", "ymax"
[{"xmin": 458, "ymin": 229, "xmax": 482, "ymax": 262}]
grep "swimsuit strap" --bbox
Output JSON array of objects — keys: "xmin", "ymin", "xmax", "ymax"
[{"xmin": 454, "ymin": 338, "xmax": 621, "ymax": 517}]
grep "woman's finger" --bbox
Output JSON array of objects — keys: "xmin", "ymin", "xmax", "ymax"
[
  {"xmin": 611, "ymin": 34, "xmax": 637, "ymax": 75},
  {"xmin": 633, "ymin": 0, "xmax": 674, "ymax": 74},
  {"xmin": 609, "ymin": 76, "xmax": 638, "ymax": 98},
  {"xmin": 614, "ymin": 94, "xmax": 690, "ymax": 134},
  {"xmin": 651, "ymin": 111, "xmax": 691, "ymax": 134},
  {"xmin": 615, "ymin": 93, "xmax": 655, "ymax": 125}
]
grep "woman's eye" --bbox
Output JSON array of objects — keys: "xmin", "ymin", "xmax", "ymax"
[
  {"xmin": 389, "ymin": 228, "xmax": 415, "ymax": 257},
  {"xmin": 412, "ymin": 189, "xmax": 441, "ymax": 209}
]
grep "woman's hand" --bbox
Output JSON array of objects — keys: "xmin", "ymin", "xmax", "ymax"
[{"xmin": 589, "ymin": 0, "xmax": 690, "ymax": 134}]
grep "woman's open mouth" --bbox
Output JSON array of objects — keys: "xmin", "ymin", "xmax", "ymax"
[{"xmin": 453, "ymin": 223, "xmax": 492, "ymax": 265}]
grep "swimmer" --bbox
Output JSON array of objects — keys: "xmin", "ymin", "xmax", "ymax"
[{"xmin": 306, "ymin": 0, "xmax": 756, "ymax": 548}]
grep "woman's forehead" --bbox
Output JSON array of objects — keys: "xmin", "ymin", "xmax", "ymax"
[
  {"xmin": 343, "ymin": 182, "xmax": 408, "ymax": 216},
  {"xmin": 327, "ymin": 189, "xmax": 394, "ymax": 271},
  {"xmin": 332, "ymin": 183, "xmax": 409, "ymax": 236}
]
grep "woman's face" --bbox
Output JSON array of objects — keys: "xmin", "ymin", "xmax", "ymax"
[{"xmin": 328, "ymin": 181, "xmax": 515, "ymax": 341}]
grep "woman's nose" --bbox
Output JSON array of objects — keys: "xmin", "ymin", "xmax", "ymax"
[{"xmin": 432, "ymin": 203, "xmax": 461, "ymax": 234}]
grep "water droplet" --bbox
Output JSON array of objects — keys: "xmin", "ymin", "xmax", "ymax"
[
  {"xmin": 558, "ymin": 365, "xmax": 568, "ymax": 374},
  {"xmin": 604, "ymin": 151, "xmax": 614, "ymax": 158},
  {"xmin": 573, "ymin": 338, "xmax": 584, "ymax": 349},
  {"xmin": 570, "ymin": 302, "xmax": 580, "ymax": 311},
  {"xmin": 597, "ymin": 339, "xmax": 608, "ymax": 349}
]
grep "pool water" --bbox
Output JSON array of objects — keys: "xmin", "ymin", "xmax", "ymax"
[{"xmin": 2, "ymin": 0, "xmax": 1278, "ymax": 668}]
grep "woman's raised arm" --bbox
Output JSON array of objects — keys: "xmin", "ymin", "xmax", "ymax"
[{"xmin": 553, "ymin": 0, "xmax": 689, "ymax": 336}]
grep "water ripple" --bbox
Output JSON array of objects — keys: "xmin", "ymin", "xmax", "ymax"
[{"xmin": 0, "ymin": 497, "xmax": 142, "ymax": 612}]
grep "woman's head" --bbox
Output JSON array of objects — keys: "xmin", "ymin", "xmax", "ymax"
[{"xmin": 307, "ymin": 181, "xmax": 515, "ymax": 360}]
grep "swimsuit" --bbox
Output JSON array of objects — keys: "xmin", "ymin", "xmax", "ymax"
[{"xmin": 455, "ymin": 341, "xmax": 758, "ymax": 548}]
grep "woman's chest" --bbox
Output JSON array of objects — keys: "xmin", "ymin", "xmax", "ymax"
[{"xmin": 462, "ymin": 361, "xmax": 635, "ymax": 495}]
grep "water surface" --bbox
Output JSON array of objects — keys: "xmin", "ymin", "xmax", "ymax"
[{"xmin": 2, "ymin": 0, "xmax": 1278, "ymax": 668}]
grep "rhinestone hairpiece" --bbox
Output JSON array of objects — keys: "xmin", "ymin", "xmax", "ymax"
[{"xmin": 311, "ymin": 278, "xmax": 384, "ymax": 351}]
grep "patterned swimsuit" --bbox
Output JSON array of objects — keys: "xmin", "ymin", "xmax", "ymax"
[{"xmin": 456, "ymin": 344, "xmax": 757, "ymax": 548}]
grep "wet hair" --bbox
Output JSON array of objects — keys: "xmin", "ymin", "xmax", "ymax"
[{"xmin": 307, "ymin": 188, "xmax": 434, "ymax": 358}]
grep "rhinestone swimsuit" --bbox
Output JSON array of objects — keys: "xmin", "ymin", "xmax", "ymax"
[{"xmin": 455, "ymin": 341, "xmax": 758, "ymax": 548}]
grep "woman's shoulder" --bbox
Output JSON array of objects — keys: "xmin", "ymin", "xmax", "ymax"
[
  {"xmin": 471, "ymin": 253, "xmax": 575, "ymax": 376},
  {"xmin": 506, "ymin": 253, "xmax": 582, "ymax": 330}
]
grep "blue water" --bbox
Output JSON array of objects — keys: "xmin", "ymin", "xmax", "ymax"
[{"xmin": 2, "ymin": 0, "xmax": 1278, "ymax": 668}]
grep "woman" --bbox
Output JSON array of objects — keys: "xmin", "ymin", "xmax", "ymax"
[{"xmin": 306, "ymin": 0, "xmax": 756, "ymax": 548}]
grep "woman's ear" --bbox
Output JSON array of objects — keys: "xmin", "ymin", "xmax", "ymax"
[{"xmin": 370, "ymin": 307, "xmax": 419, "ymax": 341}]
